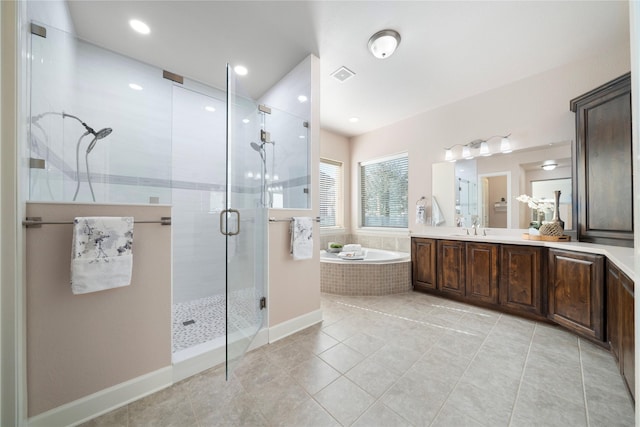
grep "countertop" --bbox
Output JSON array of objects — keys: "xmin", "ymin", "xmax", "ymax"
[{"xmin": 410, "ymin": 228, "xmax": 636, "ymax": 281}]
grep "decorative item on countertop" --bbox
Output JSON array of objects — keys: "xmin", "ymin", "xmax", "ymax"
[
  {"xmin": 539, "ymin": 190, "xmax": 564, "ymax": 236},
  {"xmin": 516, "ymin": 194, "xmax": 554, "ymax": 232}
]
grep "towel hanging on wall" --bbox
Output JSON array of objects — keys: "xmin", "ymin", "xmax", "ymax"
[
  {"xmin": 290, "ymin": 217, "xmax": 314, "ymax": 260},
  {"xmin": 71, "ymin": 217, "xmax": 134, "ymax": 294}
]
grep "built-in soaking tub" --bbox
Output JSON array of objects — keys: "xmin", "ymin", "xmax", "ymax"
[{"xmin": 320, "ymin": 248, "xmax": 411, "ymax": 295}]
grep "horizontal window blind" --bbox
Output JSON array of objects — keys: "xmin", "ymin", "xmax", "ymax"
[
  {"xmin": 320, "ymin": 159, "xmax": 342, "ymax": 227},
  {"xmin": 360, "ymin": 154, "xmax": 408, "ymax": 228}
]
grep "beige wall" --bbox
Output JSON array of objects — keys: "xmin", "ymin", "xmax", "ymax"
[
  {"xmin": 349, "ymin": 45, "xmax": 631, "ymax": 236},
  {"xmin": 25, "ymin": 203, "xmax": 171, "ymax": 416},
  {"xmin": 267, "ymin": 55, "xmax": 321, "ymax": 329}
]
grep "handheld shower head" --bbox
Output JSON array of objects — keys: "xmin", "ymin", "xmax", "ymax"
[
  {"xmin": 86, "ymin": 128, "xmax": 113, "ymax": 153},
  {"xmin": 250, "ymin": 142, "xmax": 263, "ymax": 152}
]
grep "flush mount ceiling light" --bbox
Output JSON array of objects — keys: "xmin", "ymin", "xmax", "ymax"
[
  {"xmin": 541, "ymin": 161, "xmax": 558, "ymax": 171},
  {"xmin": 129, "ymin": 19, "xmax": 150, "ymax": 35},
  {"xmin": 368, "ymin": 29, "xmax": 401, "ymax": 59},
  {"xmin": 444, "ymin": 134, "xmax": 511, "ymax": 162}
]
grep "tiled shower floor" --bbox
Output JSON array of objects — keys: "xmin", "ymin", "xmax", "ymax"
[
  {"xmin": 173, "ymin": 290, "xmax": 262, "ymax": 353},
  {"xmin": 172, "ymin": 294, "xmax": 227, "ymax": 353}
]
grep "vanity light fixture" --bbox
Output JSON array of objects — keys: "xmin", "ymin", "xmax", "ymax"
[
  {"xmin": 444, "ymin": 133, "xmax": 512, "ymax": 162},
  {"xmin": 541, "ymin": 161, "xmax": 558, "ymax": 171},
  {"xmin": 368, "ymin": 29, "xmax": 401, "ymax": 59}
]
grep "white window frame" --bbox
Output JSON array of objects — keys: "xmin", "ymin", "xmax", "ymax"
[{"xmin": 319, "ymin": 158, "xmax": 343, "ymax": 229}]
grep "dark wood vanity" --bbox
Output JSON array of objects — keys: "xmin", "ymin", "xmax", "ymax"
[{"xmin": 411, "ymin": 237, "xmax": 635, "ymax": 400}]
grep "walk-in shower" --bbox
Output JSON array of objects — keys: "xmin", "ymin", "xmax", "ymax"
[{"xmin": 28, "ymin": 21, "xmax": 311, "ymax": 372}]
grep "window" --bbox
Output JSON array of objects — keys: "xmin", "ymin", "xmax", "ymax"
[
  {"xmin": 319, "ymin": 158, "xmax": 342, "ymax": 227},
  {"xmin": 360, "ymin": 153, "xmax": 408, "ymax": 228}
]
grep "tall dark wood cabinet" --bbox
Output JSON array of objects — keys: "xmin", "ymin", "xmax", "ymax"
[
  {"xmin": 437, "ymin": 240, "xmax": 466, "ymax": 297},
  {"xmin": 548, "ymin": 249, "xmax": 604, "ymax": 341},
  {"xmin": 412, "ymin": 238, "xmax": 437, "ymax": 291},
  {"xmin": 499, "ymin": 245, "xmax": 543, "ymax": 315},
  {"xmin": 570, "ymin": 73, "xmax": 633, "ymax": 247}
]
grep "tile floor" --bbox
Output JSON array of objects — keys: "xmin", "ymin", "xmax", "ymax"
[{"xmin": 82, "ymin": 292, "xmax": 635, "ymax": 426}]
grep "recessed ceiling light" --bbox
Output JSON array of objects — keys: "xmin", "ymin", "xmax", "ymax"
[
  {"xmin": 129, "ymin": 19, "xmax": 150, "ymax": 35},
  {"xmin": 204, "ymin": 106, "xmax": 216, "ymax": 112},
  {"xmin": 297, "ymin": 95, "xmax": 308, "ymax": 103},
  {"xmin": 128, "ymin": 83, "xmax": 143, "ymax": 91},
  {"xmin": 234, "ymin": 65, "xmax": 248, "ymax": 76},
  {"xmin": 349, "ymin": 117, "xmax": 359, "ymax": 123},
  {"xmin": 299, "ymin": 135, "xmax": 306, "ymax": 139},
  {"xmin": 242, "ymin": 118, "xmax": 250, "ymax": 124}
]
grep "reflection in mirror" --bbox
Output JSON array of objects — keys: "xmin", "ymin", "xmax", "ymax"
[
  {"xmin": 530, "ymin": 178, "xmax": 572, "ymax": 229},
  {"xmin": 432, "ymin": 142, "xmax": 572, "ymax": 230}
]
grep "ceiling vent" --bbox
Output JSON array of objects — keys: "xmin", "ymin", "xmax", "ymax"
[{"xmin": 330, "ymin": 66, "xmax": 356, "ymax": 83}]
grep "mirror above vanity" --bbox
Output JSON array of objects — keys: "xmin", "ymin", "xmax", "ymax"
[{"xmin": 431, "ymin": 141, "xmax": 572, "ymax": 231}]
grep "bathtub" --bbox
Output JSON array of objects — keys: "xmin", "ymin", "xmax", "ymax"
[{"xmin": 320, "ymin": 248, "xmax": 411, "ymax": 295}]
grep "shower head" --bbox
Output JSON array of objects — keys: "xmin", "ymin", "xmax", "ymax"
[
  {"xmin": 86, "ymin": 128, "xmax": 113, "ymax": 153},
  {"xmin": 250, "ymin": 142, "xmax": 263, "ymax": 152}
]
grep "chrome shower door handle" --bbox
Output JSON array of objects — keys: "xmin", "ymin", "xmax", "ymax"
[{"xmin": 219, "ymin": 209, "xmax": 241, "ymax": 236}]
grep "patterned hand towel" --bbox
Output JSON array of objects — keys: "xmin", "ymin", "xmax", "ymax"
[
  {"xmin": 290, "ymin": 217, "xmax": 314, "ymax": 260},
  {"xmin": 71, "ymin": 217, "xmax": 134, "ymax": 294}
]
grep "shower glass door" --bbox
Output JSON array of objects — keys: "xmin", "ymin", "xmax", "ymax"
[{"xmin": 224, "ymin": 64, "xmax": 267, "ymax": 378}]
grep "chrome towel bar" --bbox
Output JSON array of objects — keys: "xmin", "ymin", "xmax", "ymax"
[
  {"xmin": 268, "ymin": 216, "xmax": 320, "ymax": 223},
  {"xmin": 23, "ymin": 216, "xmax": 172, "ymax": 228}
]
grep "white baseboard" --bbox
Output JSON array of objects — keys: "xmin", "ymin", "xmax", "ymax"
[
  {"xmin": 268, "ymin": 309, "xmax": 323, "ymax": 343},
  {"xmin": 27, "ymin": 367, "xmax": 172, "ymax": 427},
  {"xmin": 26, "ymin": 311, "xmax": 321, "ymax": 427}
]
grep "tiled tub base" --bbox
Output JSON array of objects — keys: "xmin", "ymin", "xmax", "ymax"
[{"xmin": 321, "ymin": 260, "xmax": 411, "ymax": 295}]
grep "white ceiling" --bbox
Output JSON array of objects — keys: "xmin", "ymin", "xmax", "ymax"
[{"xmin": 66, "ymin": 1, "xmax": 630, "ymax": 138}]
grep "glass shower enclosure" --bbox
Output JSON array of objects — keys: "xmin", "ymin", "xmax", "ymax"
[{"xmin": 28, "ymin": 22, "xmax": 268, "ymax": 374}]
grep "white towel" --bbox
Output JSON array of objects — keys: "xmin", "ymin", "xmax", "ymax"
[
  {"xmin": 343, "ymin": 244, "xmax": 362, "ymax": 254},
  {"xmin": 290, "ymin": 217, "xmax": 314, "ymax": 260},
  {"xmin": 71, "ymin": 217, "xmax": 134, "ymax": 295}
]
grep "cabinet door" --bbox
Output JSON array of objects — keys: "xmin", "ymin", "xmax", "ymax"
[
  {"xmin": 606, "ymin": 262, "xmax": 621, "ymax": 361},
  {"xmin": 620, "ymin": 273, "xmax": 635, "ymax": 399},
  {"xmin": 548, "ymin": 249, "xmax": 604, "ymax": 341},
  {"xmin": 437, "ymin": 240, "xmax": 465, "ymax": 297},
  {"xmin": 466, "ymin": 242, "xmax": 499, "ymax": 304},
  {"xmin": 412, "ymin": 238, "xmax": 437, "ymax": 291},
  {"xmin": 500, "ymin": 245, "xmax": 543, "ymax": 315},
  {"xmin": 571, "ymin": 73, "xmax": 633, "ymax": 247}
]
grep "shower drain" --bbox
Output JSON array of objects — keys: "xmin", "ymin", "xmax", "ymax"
[{"xmin": 182, "ymin": 319, "xmax": 195, "ymax": 326}]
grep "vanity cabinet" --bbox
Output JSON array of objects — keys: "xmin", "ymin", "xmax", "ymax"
[
  {"xmin": 411, "ymin": 238, "xmax": 437, "ymax": 291},
  {"xmin": 437, "ymin": 240, "xmax": 466, "ymax": 297},
  {"xmin": 570, "ymin": 73, "xmax": 633, "ymax": 247},
  {"xmin": 465, "ymin": 242, "xmax": 499, "ymax": 304},
  {"xmin": 607, "ymin": 261, "xmax": 635, "ymax": 400},
  {"xmin": 547, "ymin": 249, "xmax": 604, "ymax": 341},
  {"xmin": 499, "ymin": 245, "xmax": 544, "ymax": 315}
]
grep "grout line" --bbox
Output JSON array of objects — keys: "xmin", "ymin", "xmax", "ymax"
[
  {"xmin": 506, "ymin": 321, "xmax": 536, "ymax": 427},
  {"xmin": 577, "ymin": 338, "xmax": 591, "ymax": 427},
  {"xmin": 335, "ymin": 301, "xmax": 479, "ymax": 336},
  {"xmin": 428, "ymin": 313, "xmax": 504, "ymax": 426}
]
